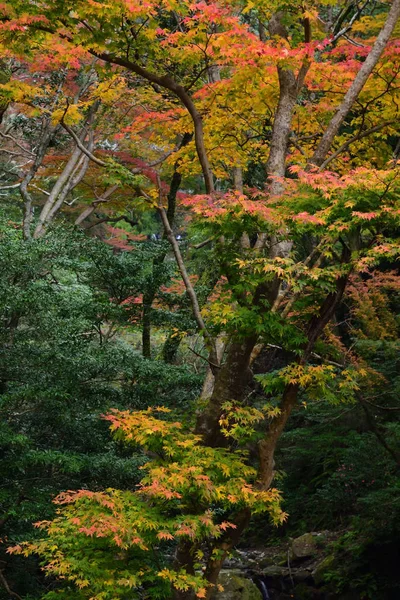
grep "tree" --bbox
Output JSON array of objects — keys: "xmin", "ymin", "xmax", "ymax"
[
  {"xmin": 0, "ymin": 219, "xmax": 202, "ymax": 599},
  {"xmin": 1, "ymin": 1, "xmax": 399, "ymax": 598}
]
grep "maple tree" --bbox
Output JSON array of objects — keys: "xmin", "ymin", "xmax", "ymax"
[{"xmin": 0, "ymin": 0, "xmax": 400, "ymax": 598}]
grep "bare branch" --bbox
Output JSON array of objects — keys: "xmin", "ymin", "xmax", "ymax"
[
  {"xmin": 330, "ymin": 0, "xmax": 370, "ymax": 45},
  {"xmin": 319, "ymin": 120, "xmax": 395, "ymax": 170},
  {"xmin": 61, "ymin": 122, "xmax": 107, "ymax": 166},
  {"xmin": 156, "ymin": 173, "xmax": 218, "ymax": 366},
  {"xmin": 0, "ymin": 182, "xmax": 21, "ymax": 190},
  {"xmin": 0, "ymin": 569, "xmax": 22, "ymax": 600},
  {"xmin": 74, "ymin": 184, "xmax": 119, "ymax": 225},
  {"xmin": 0, "ymin": 130, "xmax": 35, "ymax": 156}
]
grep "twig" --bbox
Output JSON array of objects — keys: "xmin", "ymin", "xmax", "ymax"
[
  {"xmin": 192, "ymin": 237, "xmax": 214, "ymax": 249},
  {"xmin": 363, "ymin": 398, "xmax": 400, "ymax": 411},
  {"xmin": 319, "ymin": 120, "xmax": 395, "ymax": 170},
  {"xmin": 0, "ymin": 570, "xmax": 23, "ymax": 600},
  {"xmin": 62, "ymin": 121, "xmax": 179, "ymax": 171},
  {"xmin": 61, "ymin": 122, "xmax": 107, "ymax": 166},
  {"xmin": 188, "ymin": 346, "xmax": 221, "ymax": 370},
  {"xmin": 0, "ymin": 182, "xmax": 21, "ymax": 190}
]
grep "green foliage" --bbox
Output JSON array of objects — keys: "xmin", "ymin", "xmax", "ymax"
[
  {"xmin": 11, "ymin": 408, "xmax": 284, "ymax": 599},
  {"xmin": 0, "ymin": 220, "xmax": 202, "ymax": 599}
]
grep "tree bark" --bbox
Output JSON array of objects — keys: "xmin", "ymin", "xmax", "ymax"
[
  {"xmin": 33, "ymin": 110, "xmax": 97, "ymax": 237},
  {"xmin": 311, "ymin": 0, "xmax": 400, "ymax": 167},
  {"xmin": 141, "ymin": 133, "xmax": 192, "ymax": 358},
  {"xmin": 21, "ymin": 119, "xmax": 56, "ymax": 239}
]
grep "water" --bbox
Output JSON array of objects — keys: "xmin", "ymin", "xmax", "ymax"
[{"xmin": 258, "ymin": 578, "xmax": 270, "ymax": 600}]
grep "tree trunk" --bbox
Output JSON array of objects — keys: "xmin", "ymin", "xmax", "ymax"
[
  {"xmin": 311, "ymin": 0, "xmax": 400, "ymax": 167},
  {"xmin": 140, "ymin": 134, "xmax": 191, "ymax": 357}
]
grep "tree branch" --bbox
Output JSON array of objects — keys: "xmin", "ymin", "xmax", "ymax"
[
  {"xmin": 311, "ymin": 0, "xmax": 400, "ymax": 166},
  {"xmin": 0, "ymin": 569, "xmax": 22, "ymax": 600},
  {"xmin": 318, "ymin": 120, "xmax": 395, "ymax": 170},
  {"xmin": 156, "ymin": 174, "xmax": 218, "ymax": 366}
]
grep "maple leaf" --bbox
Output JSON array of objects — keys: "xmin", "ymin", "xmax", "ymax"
[
  {"xmin": 157, "ymin": 531, "xmax": 174, "ymax": 540},
  {"xmin": 219, "ymin": 521, "xmax": 237, "ymax": 531}
]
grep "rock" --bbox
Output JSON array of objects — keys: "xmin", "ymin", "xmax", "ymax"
[
  {"xmin": 263, "ymin": 565, "xmax": 289, "ymax": 578},
  {"xmin": 257, "ymin": 555, "xmax": 275, "ymax": 569},
  {"xmin": 312, "ymin": 555, "xmax": 335, "ymax": 586},
  {"xmin": 292, "ymin": 568, "xmax": 312, "ymax": 583},
  {"xmin": 291, "ymin": 533, "xmax": 318, "ymax": 560},
  {"xmin": 215, "ymin": 570, "xmax": 262, "ymax": 600}
]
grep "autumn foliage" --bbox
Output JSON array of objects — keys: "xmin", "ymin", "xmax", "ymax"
[{"xmin": 0, "ymin": 0, "xmax": 399, "ymax": 598}]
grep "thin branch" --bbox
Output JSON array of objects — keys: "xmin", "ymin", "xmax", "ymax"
[
  {"xmin": 74, "ymin": 184, "xmax": 119, "ymax": 225},
  {"xmin": 61, "ymin": 122, "xmax": 107, "ymax": 166},
  {"xmin": 62, "ymin": 121, "xmax": 179, "ymax": 172},
  {"xmin": 0, "ymin": 130, "xmax": 35, "ymax": 156},
  {"xmin": 188, "ymin": 346, "xmax": 221, "ymax": 370},
  {"xmin": 319, "ymin": 120, "xmax": 395, "ymax": 170},
  {"xmin": 342, "ymin": 33, "xmax": 366, "ymax": 48},
  {"xmin": 330, "ymin": 0, "xmax": 370, "ymax": 45},
  {"xmin": 192, "ymin": 237, "xmax": 214, "ymax": 249},
  {"xmin": 363, "ymin": 398, "xmax": 400, "ymax": 411},
  {"xmin": 30, "ymin": 184, "xmax": 50, "ymax": 196},
  {"xmin": 156, "ymin": 173, "xmax": 218, "ymax": 367},
  {"xmin": 0, "ymin": 182, "xmax": 21, "ymax": 190},
  {"xmin": 0, "ymin": 570, "xmax": 22, "ymax": 600}
]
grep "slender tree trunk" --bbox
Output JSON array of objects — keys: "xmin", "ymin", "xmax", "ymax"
[
  {"xmin": 311, "ymin": 0, "xmax": 400, "ymax": 167},
  {"xmin": 141, "ymin": 134, "xmax": 192, "ymax": 358},
  {"xmin": 162, "ymin": 331, "xmax": 182, "ymax": 363},
  {"xmin": 142, "ymin": 294, "xmax": 153, "ymax": 359},
  {"xmin": 21, "ymin": 120, "xmax": 56, "ymax": 239}
]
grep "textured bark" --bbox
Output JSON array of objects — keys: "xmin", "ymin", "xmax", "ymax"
[
  {"xmin": 254, "ymin": 12, "xmax": 310, "ymax": 251},
  {"xmin": 34, "ymin": 112, "xmax": 97, "ymax": 237},
  {"xmin": 21, "ymin": 120, "xmax": 56, "ymax": 240},
  {"xmin": 257, "ymin": 247, "xmax": 351, "ymax": 489},
  {"xmin": 195, "ymin": 335, "xmax": 258, "ymax": 446},
  {"xmin": 172, "ymin": 540, "xmax": 198, "ymax": 600},
  {"xmin": 258, "ymin": 383, "xmax": 299, "ymax": 489},
  {"xmin": 203, "ymin": 508, "xmax": 251, "ymax": 600},
  {"xmin": 266, "ymin": 13, "xmax": 310, "ymax": 191}
]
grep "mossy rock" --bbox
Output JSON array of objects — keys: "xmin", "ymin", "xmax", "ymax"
[
  {"xmin": 216, "ymin": 570, "xmax": 262, "ymax": 600},
  {"xmin": 291, "ymin": 533, "xmax": 318, "ymax": 559},
  {"xmin": 275, "ymin": 552, "xmax": 289, "ymax": 567},
  {"xmin": 312, "ymin": 555, "xmax": 335, "ymax": 586}
]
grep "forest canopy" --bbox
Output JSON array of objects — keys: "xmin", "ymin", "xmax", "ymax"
[{"xmin": 0, "ymin": 1, "xmax": 399, "ymax": 599}]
